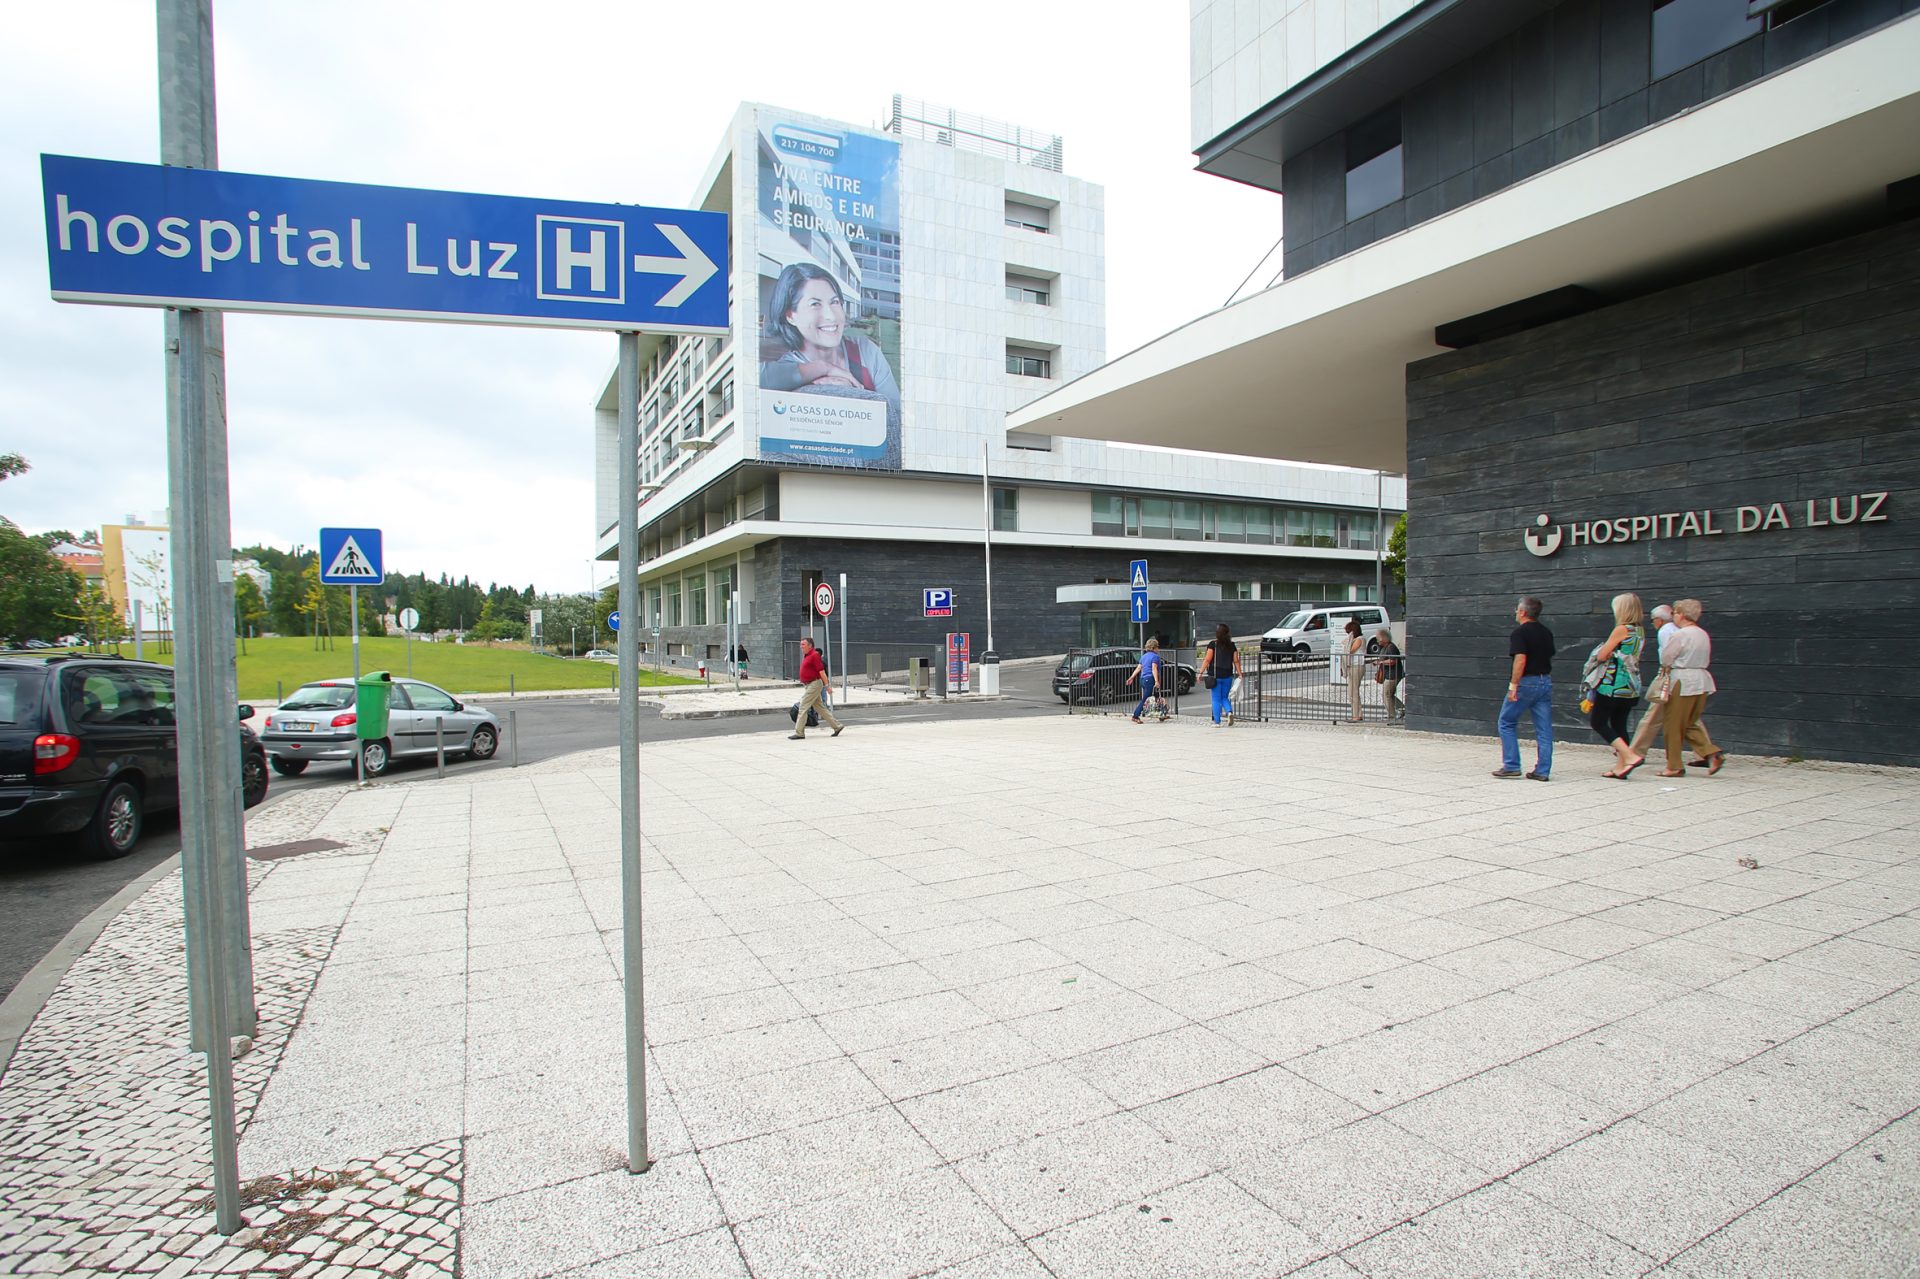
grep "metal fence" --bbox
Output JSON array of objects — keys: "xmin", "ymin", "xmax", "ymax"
[
  {"xmin": 1057, "ymin": 643, "xmax": 1408, "ymax": 725},
  {"xmin": 1059, "ymin": 646, "xmax": 1191, "ymax": 719},
  {"xmin": 1229, "ymin": 646, "xmax": 1409, "ymax": 724}
]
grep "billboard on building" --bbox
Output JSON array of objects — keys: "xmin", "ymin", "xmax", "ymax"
[{"xmin": 754, "ymin": 113, "xmax": 902, "ymax": 469}]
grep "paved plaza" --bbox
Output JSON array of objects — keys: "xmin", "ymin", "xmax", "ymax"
[{"xmin": 1, "ymin": 716, "xmax": 1916, "ymax": 1277}]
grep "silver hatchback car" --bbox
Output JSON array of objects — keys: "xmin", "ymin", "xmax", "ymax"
[{"xmin": 259, "ymin": 678, "xmax": 501, "ymax": 778}]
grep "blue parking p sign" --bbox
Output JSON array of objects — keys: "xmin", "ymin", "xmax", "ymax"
[{"xmin": 923, "ymin": 588, "xmax": 953, "ymax": 617}]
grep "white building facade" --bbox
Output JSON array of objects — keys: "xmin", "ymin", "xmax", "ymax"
[{"xmin": 594, "ymin": 97, "xmax": 1406, "ymax": 674}]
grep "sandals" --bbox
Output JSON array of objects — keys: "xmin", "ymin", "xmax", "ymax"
[
  {"xmin": 1607, "ymin": 756, "xmax": 1645, "ymax": 780},
  {"xmin": 1657, "ymin": 769, "xmax": 1686, "ymax": 777},
  {"xmin": 1687, "ymin": 752, "xmax": 1728, "ymax": 774}
]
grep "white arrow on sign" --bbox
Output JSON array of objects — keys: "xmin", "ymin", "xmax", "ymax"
[{"xmin": 632, "ymin": 224, "xmax": 718, "ymax": 308}]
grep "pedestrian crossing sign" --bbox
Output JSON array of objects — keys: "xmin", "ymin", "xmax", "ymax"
[{"xmin": 319, "ymin": 527, "xmax": 385, "ymax": 585}]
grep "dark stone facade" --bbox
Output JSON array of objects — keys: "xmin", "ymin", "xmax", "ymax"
[
  {"xmin": 648, "ymin": 538, "xmax": 1399, "ymax": 680},
  {"xmin": 1404, "ymin": 219, "xmax": 1920, "ymax": 766},
  {"xmin": 1282, "ymin": 0, "xmax": 1920, "ymax": 277}
]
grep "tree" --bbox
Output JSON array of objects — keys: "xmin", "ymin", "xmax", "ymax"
[
  {"xmin": 0, "ymin": 521, "xmax": 82, "ymax": 644},
  {"xmin": 61, "ymin": 582, "xmax": 124, "ymax": 651},
  {"xmin": 1384, "ymin": 512, "xmax": 1408, "ymax": 590},
  {"xmin": 0, "ymin": 453, "xmax": 26, "ymax": 483},
  {"xmin": 467, "ymin": 597, "xmax": 503, "ymax": 644},
  {"xmin": 234, "ymin": 574, "xmax": 268, "ymax": 652},
  {"xmin": 127, "ymin": 546, "xmax": 173, "ymax": 653}
]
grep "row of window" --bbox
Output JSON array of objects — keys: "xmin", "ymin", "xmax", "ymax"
[
  {"xmin": 1091, "ymin": 494, "xmax": 1384, "ymax": 549},
  {"xmin": 1217, "ymin": 581, "xmax": 1382, "ymax": 604},
  {"xmin": 652, "ymin": 567, "xmax": 736, "ymax": 629},
  {"xmin": 1341, "ymin": 0, "xmax": 1830, "ymax": 222}
]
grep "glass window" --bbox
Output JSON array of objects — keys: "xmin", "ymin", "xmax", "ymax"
[
  {"xmin": 1346, "ymin": 107, "xmax": 1403, "ymax": 221},
  {"xmin": 1006, "ymin": 348, "xmax": 1052, "ymax": 378},
  {"xmin": 993, "ymin": 487, "xmax": 1019, "ymax": 532},
  {"xmin": 1006, "ymin": 272, "xmax": 1051, "ymax": 305},
  {"xmin": 1172, "ymin": 501, "xmax": 1202, "ymax": 541},
  {"xmin": 1140, "ymin": 498, "xmax": 1172, "ymax": 539},
  {"xmin": 1005, "ymin": 199, "xmax": 1051, "ymax": 233},
  {"xmin": 405, "ymin": 682, "xmax": 457, "ymax": 712},
  {"xmin": 689, "ymin": 573, "xmax": 707, "ymax": 627},
  {"xmin": 1124, "ymin": 497, "xmax": 1140, "ymax": 537},
  {"xmin": 665, "ymin": 580, "xmax": 681, "ymax": 627},
  {"xmin": 1216, "ymin": 503, "xmax": 1245, "ymax": 543},
  {"xmin": 1092, "ymin": 493, "xmax": 1124, "ymax": 536},
  {"xmin": 1313, "ymin": 511, "xmax": 1338, "ymax": 548},
  {"xmin": 1284, "ymin": 508, "xmax": 1314, "ymax": 547},
  {"xmin": 1652, "ymin": 0, "xmax": 1762, "ymax": 78},
  {"xmin": 1245, "ymin": 505, "xmax": 1273, "ymax": 544}
]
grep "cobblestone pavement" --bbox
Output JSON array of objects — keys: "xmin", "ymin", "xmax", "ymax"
[
  {"xmin": 1, "ymin": 718, "xmax": 1916, "ymax": 1278},
  {"xmin": 0, "ymin": 791, "xmax": 459, "ymax": 1278}
]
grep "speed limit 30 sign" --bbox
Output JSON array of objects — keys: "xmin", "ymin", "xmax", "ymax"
[{"xmin": 813, "ymin": 582, "xmax": 836, "ymax": 617}]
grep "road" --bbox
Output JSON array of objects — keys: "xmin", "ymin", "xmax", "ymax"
[{"xmin": 0, "ymin": 666, "xmax": 1067, "ymax": 1002}]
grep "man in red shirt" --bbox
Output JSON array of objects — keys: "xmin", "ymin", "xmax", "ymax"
[{"xmin": 791, "ymin": 636, "xmax": 843, "ymax": 740}]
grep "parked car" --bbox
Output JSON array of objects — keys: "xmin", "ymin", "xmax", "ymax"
[
  {"xmin": 1052, "ymin": 647, "xmax": 1197, "ymax": 704},
  {"xmin": 1261, "ymin": 604, "xmax": 1392, "ymax": 660},
  {"xmin": 584, "ymin": 649, "xmax": 615, "ymax": 658},
  {"xmin": 259, "ymin": 678, "xmax": 500, "ymax": 779},
  {"xmin": 0, "ymin": 654, "xmax": 266, "ymax": 858}
]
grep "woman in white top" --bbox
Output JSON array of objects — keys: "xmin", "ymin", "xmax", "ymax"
[{"xmin": 1657, "ymin": 598, "xmax": 1721, "ymax": 776}]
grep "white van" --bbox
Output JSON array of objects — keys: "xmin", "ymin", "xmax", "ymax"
[{"xmin": 1261, "ymin": 604, "xmax": 1391, "ymax": 660}]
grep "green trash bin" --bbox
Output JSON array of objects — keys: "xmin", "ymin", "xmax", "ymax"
[{"xmin": 355, "ymin": 671, "xmax": 393, "ymax": 741}]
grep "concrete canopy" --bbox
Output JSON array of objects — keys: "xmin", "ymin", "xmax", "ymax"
[{"xmin": 1006, "ymin": 19, "xmax": 1920, "ymax": 474}]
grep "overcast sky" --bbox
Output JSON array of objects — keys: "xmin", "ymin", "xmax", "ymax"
[{"xmin": 1, "ymin": 2, "xmax": 1284, "ymax": 593}]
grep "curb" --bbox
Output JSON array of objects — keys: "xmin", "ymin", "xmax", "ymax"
[{"xmin": 0, "ymin": 853, "xmax": 182, "ymax": 1084}]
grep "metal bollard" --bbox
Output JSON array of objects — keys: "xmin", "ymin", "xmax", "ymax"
[
  {"xmin": 276, "ymin": 678, "xmax": 283, "ymax": 704},
  {"xmin": 435, "ymin": 715, "xmax": 445, "ymax": 779},
  {"xmin": 510, "ymin": 673, "xmax": 516, "ymax": 699},
  {"xmin": 509, "ymin": 708, "xmax": 519, "ymax": 767}
]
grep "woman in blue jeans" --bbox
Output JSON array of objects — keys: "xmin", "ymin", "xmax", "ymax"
[
  {"xmin": 1200, "ymin": 623, "xmax": 1242, "ymax": 726},
  {"xmin": 1123, "ymin": 638, "xmax": 1164, "ymax": 723}
]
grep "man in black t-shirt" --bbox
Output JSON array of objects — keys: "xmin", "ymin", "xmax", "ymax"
[{"xmin": 1494, "ymin": 597, "xmax": 1555, "ymax": 780}]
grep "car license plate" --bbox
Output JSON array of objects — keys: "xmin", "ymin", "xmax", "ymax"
[{"xmin": 283, "ymin": 722, "xmax": 315, "ymax": 733}]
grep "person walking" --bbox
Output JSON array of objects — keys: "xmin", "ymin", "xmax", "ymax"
[
  {"xmin": 1655, "ymin": 598, "xmax": 1720, "ymax": 776},
  {"xmin": 1373, "ymin": 629, "xmax": 1405, "ymax": 721},
  {"xmin": 1122, "ymin": 638, "xmax": 1164, "ymax": 723},
  {"xmin": 734, "ymin": 643, "xmax": 750, "ymax": 678},
  {"xmin": 1199, "ymin": 623, "xmax": 1243, "ymax": 727},
  {"xmin": 1584, "ymin": 593, "xmax": 1646, "ymax": 778},
  {"xmin": 1341, "ymin": 618, "xmax": 1367, "ymax": 722},
  {"xmin": 1494, "ymin": 596, "xmax": 1554, "ymax": 780},
  {"xmin": 1623, "ymin": 602, "xmax": 1722, "ymax": 772},
  {"xmin": 788, "ymin": 636, "xmax": 843, "ymax": 740}
]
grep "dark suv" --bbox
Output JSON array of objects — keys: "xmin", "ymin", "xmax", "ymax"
[{"xmin": 0, "ymin": 654, "xmax": 267, "ymax": 858}]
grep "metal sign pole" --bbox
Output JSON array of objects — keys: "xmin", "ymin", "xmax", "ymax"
[
  {"xmin": 838, "ymin": 573, "xmax": 848, "ymax": 703},
  {"xmin": 616, "ymin": 332, "xmax": 650, "ymax": 1173},
  {"xmin": 981, "ymin": 440, "xmax": 995, "ymax": 653},
  {"xmin": 159, "ymin": 0, "xmax": 247, "ymax": 1234}
]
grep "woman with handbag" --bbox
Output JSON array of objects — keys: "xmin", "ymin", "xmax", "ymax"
[
  {"xmin": 1199, "ymin": 623, "xmax": 1242, "ymax": 727},
  {"xmin": 1587, "ymin": 593, "xmax": 1646, "ymax": 778},
  {"xmin": 1342, "ymin": 619, "xmax": 1367, "ymax": 722}
]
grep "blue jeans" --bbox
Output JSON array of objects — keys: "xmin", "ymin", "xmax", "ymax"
[
  {"xmin": 1497, "ymin": 675, "xmax": 1554, "ymax": 775},
  {"xmin": 1210, "ymin": 675, "xmax": 1235, "ymax": 723},
  {"xmin": 1132, "ymin": 677, "xmax": 1158, "ymax": 719}
]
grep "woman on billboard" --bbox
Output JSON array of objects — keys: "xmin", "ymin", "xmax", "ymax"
[{"xmin": 759, "ymin": 263, "xmax": 900, "ymax": 416}]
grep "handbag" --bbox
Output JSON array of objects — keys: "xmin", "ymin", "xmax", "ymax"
[
  {"xmin": 1202, "ymin": 672, "xmax": 1215, "ymax": 689},
  {"xmin": 788, "ymin": 702, "xmax": 820, "ymax": 727}
]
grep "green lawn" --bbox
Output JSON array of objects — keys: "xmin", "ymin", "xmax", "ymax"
[{"xmin": 73, "ymin": 636, "xmax": 697, "ymax": 701}]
